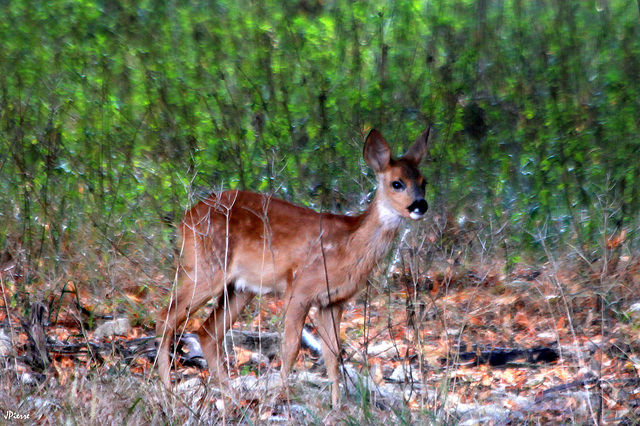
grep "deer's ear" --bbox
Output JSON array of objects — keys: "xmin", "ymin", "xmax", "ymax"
[
  {"xmin": 402, "ymin": 126, "xmax": 431, "ymax": 166},
  {"xmin": 363, "ymin": 129, "xmax": 391, "ymax": 173}
]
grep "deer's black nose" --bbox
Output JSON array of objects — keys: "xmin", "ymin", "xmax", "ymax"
[{"xmin": 408, "ymin": 199, "xmax": 428, "ymax": 219}]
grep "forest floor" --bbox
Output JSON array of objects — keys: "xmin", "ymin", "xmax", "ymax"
[{"xmin": 1, "ymin": 249, "xmax": 639, "ymax": 425}]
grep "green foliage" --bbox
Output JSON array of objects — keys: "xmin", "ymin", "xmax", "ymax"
[{"xmin": 1, "ymin": 0, "xmax": 639, "ymax": 276}]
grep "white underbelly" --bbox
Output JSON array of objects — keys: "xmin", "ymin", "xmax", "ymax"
[{"xmin": 234, "ymin": 277, "xmax": 275, "ymax": 295}]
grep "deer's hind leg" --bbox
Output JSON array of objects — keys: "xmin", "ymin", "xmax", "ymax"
[
  {"xmin": 156, "ymin": 265, "xmax": 224, "ymax": 388},
  {"xmin": 317, "ymin": 303, "xmax": 344, "ymax": 406},
  {"xmin": 280, "ymin": 296, "xmax": 311, "ymax": 384},
  {"xmin": 197, "ymin": 286, "xmax": 255, "ymax": 383}
]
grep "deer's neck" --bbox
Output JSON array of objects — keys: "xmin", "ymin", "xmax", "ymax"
[
  {"xmin": 347, "ymin": 193, "xmax": 405, "ymax": 275},
  {"xmin": 314, "ymin": 192, "xmax": 405, "ymax": 307}
]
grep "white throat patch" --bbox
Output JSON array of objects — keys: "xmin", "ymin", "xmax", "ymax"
[{"xmin": 378, "ymin": 202, "xmax": 403, "ymax": 229}]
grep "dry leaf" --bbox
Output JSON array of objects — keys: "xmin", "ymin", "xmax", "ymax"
[{"xmin": 235, "ymin": 347, "xmax": 254, "ymax": 367}]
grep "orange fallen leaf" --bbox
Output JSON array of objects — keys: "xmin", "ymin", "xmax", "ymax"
[
  {"xmin": 481, "ymin": 373, "xmax": 493, "ymax": 387},
  {"xmin": 235, "ymin": 347, "xmax": 253, "ymax": 367},
  {"xmin": 185, "ymin": 317, "xmax": 203, "ymax": 330},
  {"xmin": 126, "ymin": 293, "xmax": 142, "ymax": 304},
  {"xmin": 468, "ymin": 315, "xmax": 483, "ymax": 326},
  {"xmin": 556, "ymin": 315, "xmax": 566, "ymax": 330},
  {"xmin": 606, "ymin": 229, "xmax": 626, "ymax": 250}
]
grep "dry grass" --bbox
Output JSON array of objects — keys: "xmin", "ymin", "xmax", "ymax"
[{"xmin": 1, "ymin": 216, "xmax": 640, "ymax": 424}]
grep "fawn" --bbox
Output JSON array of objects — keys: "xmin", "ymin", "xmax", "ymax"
[{"xmin": 156, "ymin": 127, "xmax": 431, "ymax": 406}]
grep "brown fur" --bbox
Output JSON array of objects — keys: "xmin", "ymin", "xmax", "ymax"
[{"xmin": 156, "ymin": 128, "xmax": 431, "ymax": 406}]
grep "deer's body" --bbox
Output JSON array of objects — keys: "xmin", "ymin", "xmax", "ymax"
[
  {"xmin": 156, "ymin": 128, "xmax": 431, "ymax": 406},
  {"xmin": 183, "ymin": 190, "xmax": 398, "ymax": 304}
]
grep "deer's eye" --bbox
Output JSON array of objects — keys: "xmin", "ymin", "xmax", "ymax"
[{"xmin": 391, "ymin": 180, "xmax": 404, "ymax": 190}]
